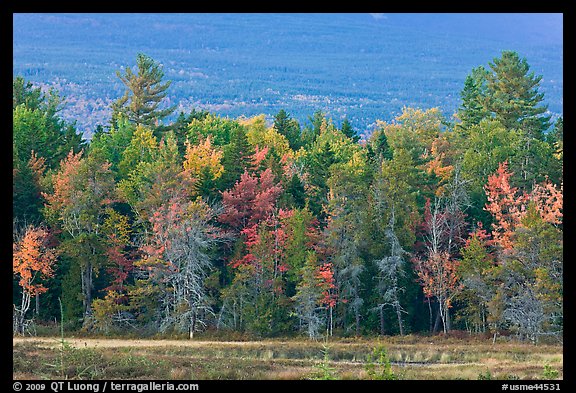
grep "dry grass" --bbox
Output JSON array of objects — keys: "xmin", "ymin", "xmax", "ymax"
[{"xmin": 12, "ymin": 335, "xmax": 563, "ymax": 380}]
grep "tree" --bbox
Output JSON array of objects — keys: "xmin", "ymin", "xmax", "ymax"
[
  {"xmin": 13, "ymin": 225, "xmax": 58, "ymax": 334},
  {"xmin": 117, "ymin": 125, "xmax": 158, "ymax": 179},
  {"xmin": 168, "ymin": 109, "xmax": 210, "ymax": 154},
  {"xmin": 139, "ymin": 197, "xmax": 225, "ymax": 338},
  {"xmin": 413, "ymin": 198, "xmax": 463, "ymax": 333},
  {"xmin": 366, "ymin": 128, "xmax": 392, "ymax": 163},
  {"xmin": 274, "ymin": 109, "xmax": 302, "ymax": 151},
  {"xmin": 219, "ymin": 168, "xmax": 283, "ymax": 231},
  {"xmin": 501, "ymin": 204, "xmax": 563, "ymax": 342},
  {"xmin": 292, "ymin": 251, "xmax": 336, "ymax": 339},
  {"xmin": 456, "ymin": 119, "xmax": 521, "ymax": 222},
  {"xmin": 225, "ymin": 212, "xmax": 293, "ymax": 336},
  {"xmin": 341, "ymin": 117, "xmax": 359, "ymax": 143},
  {"xmin": 217, "ymin": 124, "xmax": 255, "ymax": 192},
  {"xmin": 485, "ymin": 51, "xmax": 551, "ymax": 139},
  {"xmin": 480, "ymin": 162, "xmax": 563, "ymax": 341},
  {"xmin": 413, "ymin": 250, "xmax": 461, "ymax": 334},
  {"xmin": 370, "ymin": 150, "xmax": 419, "ymax": 335},
  {"xmin": 88, "ymin": 116, "xmax": 137, "ymax": 177},
  {"xmin": 455, "ymin": 66, "xmax": 491, "ymax": 130},
  {"xmin": 483, "ymin": 161, "xmax": 526, "ymax": 252},
  {"xmin": 43, "ymin": 150, "xmax": 115, "ymax": 322},
  {"xmin": 380, "ymin": 107, "xmax": 445, "ymax": 164},
  {"xmin": 374, "ymin": 212, "xmax": 409, "ymax": 335},
  {"xmin": 112, "ymin": 53, "xmax": 176, "ymax": 127},
  {"xmin": 456, "ymin": 223, "xmax": 496, "ymax": 333},
  {"xmin": 182, "ymin": 136, "xmax": 224, "ymax": 199},
  {"xmin": 324, "ymin": 150, "xmax": 371, "ymax": 335},
  {"xmin": 13, "ymin": 151, "xmax": 47, "ymax": 223},
  {"xmin": 300, "ymin": 110, "xmax": 327, "ymax": 147},
  {"xmin": 118, "ymin": 132, "xmax": 183, "ymax": 225},
  {"xmin": 13, "ymin": 77, "xmax": 84, "ymax": 170},
  {"xmin": 547, "ymin": 117, "xmax": 563, "ymax": 161},
  {"xmin": 302, "ymin": 118, "xmax": 360, "ymax": 219},
  {"xmin": 13, "ymin": 76, "xmax": 43, "ymax": 110}
]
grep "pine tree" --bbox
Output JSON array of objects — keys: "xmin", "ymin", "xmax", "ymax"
[
  {"xmin": 485, "ymin": 51, "xmax": 551, "ymax": 139},
  {"xmin": 112, "ymin": 53, "xmax": 176, "ymax": 128}
]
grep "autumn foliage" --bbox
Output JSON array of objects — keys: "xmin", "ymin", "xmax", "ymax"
[
  {"xmin": 12, "ymin": 50, "xmax": 563, "ymax": 340},
  {"xmin": 219, "ymin": 167, "xmax": 283, "ymax": 230},
  {"xmin": 13, "ymin": 226, "xmax": 58, "ymax": 296}
]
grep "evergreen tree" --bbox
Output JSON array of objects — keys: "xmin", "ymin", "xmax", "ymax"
[
  {"xmin": 273, "ymin": 109, "xmax": 301, "ymax": 151},
  {"xmin": 367, "ymin": 128, "xmax": 393, "ymax": 163},
  {"xmin": 112, "ymin": 53, "xmax": 176, "ymax": 128},
  {"xmin": 217, "ymin": 125, "xmax": 254, "ymax": 192},
  {"xmin": 169, "ymin": 109, "xmax": 210, "ymax": 155},
  {"xmin": 301, "ymin": 110, "xmax": 326, "ymax": 147},
  {"xmin": 13, "ymin": 76, "xmax": 43, "ymax": 110},
  {"xmin": 456, "ymin": 66, "xmax": 491, "ymax": 130},
  {"xmin": 341, "ymin": 117, "xmax": 359, "ymax": 143},
  {"xmin": 485, "ymin": 51, "xmax": 551, "ymax": 139}
]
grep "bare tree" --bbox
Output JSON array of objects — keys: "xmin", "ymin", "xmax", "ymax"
[
  {"xmin": 145, "ymin": 198, "xmax": 227, "ymax": 338},
  {"xmin": 374, "ymin": 208, "xmax": 408, "ymax": 335}
]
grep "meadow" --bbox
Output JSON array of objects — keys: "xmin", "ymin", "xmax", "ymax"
[{"xmin": 13, "ymin": 335, "xmax": 563, "ymax": 380}]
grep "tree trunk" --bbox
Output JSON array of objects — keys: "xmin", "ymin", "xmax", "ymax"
[
  {"xmin": 329, "ymin": 306, "xmax": 333, "ymax": 337},
  {"xmin": 428, "ymin": 298, "xmax": 433, "ymax": 334},
  {"xmin": 438, "ymin": 299, "xmax": 448, "ymax": 334},
  {"xmin": 189, "ymin": 311, "xmax": 196, "ymax": 340},
  {"xmin": 81, "ymin": 261, "xmax": 93, "ymax": 319},
  {"xmin": 433, "ymin": 308, "xmax": 442, "ymax": 333},
  {"xmin": 379, "ymin": 306, "xmax": 385, "ymax": 335},
  {"xmin": 17, "ymin": 290, "xmax": 32, "ymax": 335},
  {"xmin": 395, "ymin": 303, "xmax": 404, "ymax": 336},
  {"xmin": 35, "ymin": 293, "xmax": 40, "ymax": 316}
]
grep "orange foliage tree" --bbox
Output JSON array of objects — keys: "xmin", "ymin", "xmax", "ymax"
[
  {"xmin": 13, "ymin": 225, "xmax": 58, "ymax": 334},
  {"xmin": 484, "ymin": 161, "xmax": 562, "ymax": 253}
]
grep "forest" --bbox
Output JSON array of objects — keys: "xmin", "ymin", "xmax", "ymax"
[
  {"xmin": 13, "ymin": 50, "xmax": 563, "ymax": 344},
  {"xmin": 13, "ymin": 13, "xmax": 563, "ymax": 137}
]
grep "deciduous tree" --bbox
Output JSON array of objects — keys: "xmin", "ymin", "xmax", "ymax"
[{"xmin": 13, "ymin": 226, "xmax": 58, "ymax": 334}]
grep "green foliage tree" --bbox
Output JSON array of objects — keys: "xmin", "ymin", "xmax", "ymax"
[
  {"xmin": 112, "ymin": 53, "xmax": 176, "ymax": 128},
  {"xmin": 274, "ymin": 109, "xmax": 302, "ymax": 151},
  {"xmin": 324, "ymin": 150, "xmax": 371, "ymax": 335},
  {"xmin": 340, "ymin": 117, "xmax": 359, "ymax": 143},
  {"xmin": 217, "ymin": 124, "xmax": 254, "ymax": 192},
  {"xmin": 456, "ymin": 66, "xmax": 491, "ymax": 130},
  {"xmin": 485, "ymin": 51, "xmax": 551, "ymax": 139}
]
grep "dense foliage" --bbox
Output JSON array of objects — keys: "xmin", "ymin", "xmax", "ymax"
[{"xmin": 13, "ymin": 51, "xmax": 562, "ymax": 342}]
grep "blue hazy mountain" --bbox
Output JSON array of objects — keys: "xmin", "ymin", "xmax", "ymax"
[{"xmin": 13, "ymin": 13, "xmax": 563, "ymax": 138}]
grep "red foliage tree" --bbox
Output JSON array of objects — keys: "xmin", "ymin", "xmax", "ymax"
[
  {"xmin": 219, "ymin": 167, "xmax": 283, "ymax": 230},
  {"xmin": 316, "ymin": 262, "xmax": 337, "ymax": 308}
]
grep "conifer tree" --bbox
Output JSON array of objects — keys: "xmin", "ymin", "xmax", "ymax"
[
  {"xmin": 456, "ymin": 66, "xmax": 491, "ymax": 130},
  {"xmin": 112, "ymin": 53, "xmax": 176, "ymax": 128},
  {"xmin": 340, "ymin": 117, "xmax": 359, "ymax": 143},
  {"xmin": 485, "ymin": 51, "xmax": 550, "ymax": 138},
  {"xmin": 274, "ymin": 109, "xmax": 301, "ymax": 151}
]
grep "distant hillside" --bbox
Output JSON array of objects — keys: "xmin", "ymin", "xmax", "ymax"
[{"xmin": 13, "ymin": 13, "xmax": 563, "ymax": 139}]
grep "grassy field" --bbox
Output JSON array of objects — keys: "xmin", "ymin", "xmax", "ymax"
[{"xmin": 13, "ymin": 335, "xmax": 562, "ymax": 380}]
